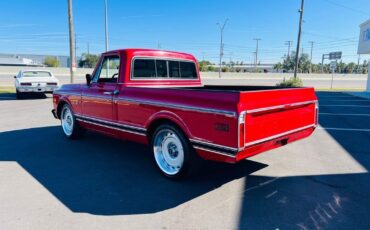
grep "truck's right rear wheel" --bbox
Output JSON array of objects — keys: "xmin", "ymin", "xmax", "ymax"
[{"xmin": 151, "ymin": 124, "xmax": 201, "ymax": 179}]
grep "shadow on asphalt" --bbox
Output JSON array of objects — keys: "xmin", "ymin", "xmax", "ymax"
[
  {"xmin": 0, "ymin": 126, "xmax": 268, "ymax": 216},
  {"xmin": 0, "ymin": 92, "xmax": 48, "ymax": 101}
]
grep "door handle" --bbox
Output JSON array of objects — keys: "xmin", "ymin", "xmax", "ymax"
[{"xmin": 103, "ymin": 90, "xmax": 119, "ymax": 95}]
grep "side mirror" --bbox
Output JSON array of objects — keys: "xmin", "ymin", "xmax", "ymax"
[{"xmin": 86, "ymin": 74, "xmax": 92, "ymax": 86}]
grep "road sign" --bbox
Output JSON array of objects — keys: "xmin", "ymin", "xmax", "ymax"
[
  {"xmin": 329, "ymin": 51, "xmax": 342, "ymax": 60},
  {"xmin": 330, "ymin": 61, "xmax": 337, "ymax": 70}
]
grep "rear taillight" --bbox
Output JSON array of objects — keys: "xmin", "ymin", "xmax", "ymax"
[
  {"xmin": 20, "ymin": 83, "xmax": 32, "ymax": 86},
  {"xmin": 238, "ymin": 112, "xmax": 246, "ymax": 149},
  {"xmin": 47, "ymin": 82, "xmax": 58, "ymax": 86}
]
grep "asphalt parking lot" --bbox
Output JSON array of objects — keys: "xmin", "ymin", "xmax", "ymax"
[{"xmin": 1, "ymin": 91, "xmax": 370, "ymax": 229}]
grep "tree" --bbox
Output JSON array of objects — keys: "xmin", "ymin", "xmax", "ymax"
[
  {"xmin": 344, "ymin": 62, "xmax": 356, "ymax": 73},
  {"xmin": 274, "ymin": 62, "xmax": 283, "ymax": 72},
  {"xmin": 44, "ymin": 57, "xmax": 59, "ymax": 67},
  {"xmin": 79, "ymin": 53, "xmax": 99, "ymax": 68},
  {"xmin": 198, "ymin": 60, "xmax": 212, "ymax": 72}
]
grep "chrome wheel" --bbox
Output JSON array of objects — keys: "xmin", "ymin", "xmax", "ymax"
[
  {"xmin": 153, "ymin": 128, "xmax": 185, "ymax": 175},
  {"xmin": 61, "ymin": 105, "xmax": 74, "ymax": 136}
]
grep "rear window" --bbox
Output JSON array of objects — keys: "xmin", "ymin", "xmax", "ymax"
[
  {"xmin": 23, "ymin": 71, "xmax": 51, "ymax": 77},
  {"xmin": 180, "ymin": 62, "xmax": 197, "ymax": 79},
  {"xmin": 132, "ymin": 58, "xmax": 197, "ymax": 79}
]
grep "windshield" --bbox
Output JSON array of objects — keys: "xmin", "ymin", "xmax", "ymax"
[{"xmin": 22, "ymin": 71, "xmax": 51, "ymax": 77}]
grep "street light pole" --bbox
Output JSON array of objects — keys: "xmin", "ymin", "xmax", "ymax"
[
  {"xmin": 217, "ymin": 18, "xmax": 228, "ymax": 78},
  {"xmin": 253, "ymin": 38, "xmax": 261, "ymax": 72},
  {"xmin": 309, "ymin": 41, "xmax": 314, "ymax": 73},
  {"xmin": 67, "ymin": 0, "xmax": 75, "ymax": 83},
  {"xmin": 294, "ymin": 0, "xmax": 305, "ymax": 79},
  {"xmin": 285, "ymin": 41, "xmax": 293, "ymax": 59},
  {"xmin": 104, "ymin": 0, "xmax": 109, "ymax": 51}
]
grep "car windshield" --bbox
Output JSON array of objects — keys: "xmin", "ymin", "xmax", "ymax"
[{"xmin": 22, "ymin": 71, "xmax": 51, "ymax": 77}]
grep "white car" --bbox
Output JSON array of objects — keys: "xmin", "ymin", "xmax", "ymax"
[{"xmin": 14, "ymin": 70, "xmax": 59, "ymax": 98}]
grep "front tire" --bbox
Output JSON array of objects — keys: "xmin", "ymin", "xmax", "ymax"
[
  {"xmin": 151, "ymin": 124, "xmax": 201, "ymax": 179},
  {"xmin": 16, "ymin": 90, "xmax": 23, "ymax": 99},
  {"xmin": 60, "ymin": 104, "xmax": 85, "ymax": 139}
]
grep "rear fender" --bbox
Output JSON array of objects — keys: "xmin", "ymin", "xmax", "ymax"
[{"xmin": 146, "ymin": 110, "xmax": 193, "ymax": 138}]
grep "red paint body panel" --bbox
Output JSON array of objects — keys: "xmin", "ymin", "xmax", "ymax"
[{"xmin": 52, "ymin": 49, "xmax": 317, "ymax": 164}]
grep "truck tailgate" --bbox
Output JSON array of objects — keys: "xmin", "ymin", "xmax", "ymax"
[{"xmin": 239, "ymin": 88, "xmax": 317, "ymax": 147}]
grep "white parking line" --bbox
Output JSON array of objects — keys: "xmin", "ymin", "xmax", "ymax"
[
  {"xmin": 319, "ymin": 113, "xmax": 370, "ymax": 116},
  {"xmin": 318, "ymin": 127, "xmax": 370, "ymax": 132}
]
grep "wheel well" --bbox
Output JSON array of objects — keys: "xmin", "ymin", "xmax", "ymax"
[
  {"xmin": 147, "ymin": 119, "xmax": 188, "ymax": 143},
  {"xmin": 56, "ymin": 101, "xmax": 68, "ymax": 118}
]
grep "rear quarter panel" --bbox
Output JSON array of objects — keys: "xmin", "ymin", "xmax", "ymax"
[{"xmin": 115, "ymin": 86, "xmax": 239, "ymax": 148}]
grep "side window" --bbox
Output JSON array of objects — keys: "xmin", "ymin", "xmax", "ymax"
[
  {"xmin": 180, "ymin": 62, "xmax": 197, "ymax": 79},
  {"xmin": 133, "ymin": 59, "xmax": 156, "ymax": 78},
  {"xmin": 168, "ymin": 61, "xmax": 180, "ymax": 78},
  {"xmin": 94, "ymin": 55, "xmax": 120, "ymax": 83}
]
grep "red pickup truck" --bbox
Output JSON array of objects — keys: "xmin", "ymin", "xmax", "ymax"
[{"xmin": 52, "ymin": 49, "xmax": 318, "ymax": 179}]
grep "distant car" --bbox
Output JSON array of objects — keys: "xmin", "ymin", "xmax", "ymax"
[{"xmin": 14, "ymin": 70, "xmax": 59, "ymax": 98}]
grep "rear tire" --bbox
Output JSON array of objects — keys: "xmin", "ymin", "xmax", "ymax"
[
  {"xmin": 60, "ymin": 104, "xmax": 85, "ymax": 139},
  {"xmin": 151, "ymin": 124, "xmax": 202, "ymax": 180}
]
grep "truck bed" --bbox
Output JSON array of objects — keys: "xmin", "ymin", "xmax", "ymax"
[{"xmin": 185, "ymin": 85, "xmax": 293, "ymax": 92}]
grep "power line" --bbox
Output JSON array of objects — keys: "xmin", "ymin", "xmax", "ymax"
[{"xmin": 323, "ymin": 0, "xmax": 369, "ymax": 16}]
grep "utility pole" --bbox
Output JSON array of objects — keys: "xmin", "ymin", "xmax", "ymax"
[
  {"xmin": 74, "ymin": 32, "xmax": 77, "ymax": 65},
  {"xmin": 229, "ymin": 52, "xmax": 233, "ymax": 67},
  {"xmin": 217, "ymin": 18, "xmax": 228, "ymax": 78},
  {"xmin": 309, "ymin": 41, "xmax": 314, "ymax": 73},
  {"xmin": 294, "ymin": 0, "xmax": 304, "ymax": 79},
  {"xmin": 285, "ymin": 41, "xmax": 293, "ymax": 59},
  {"xmin": 357, "ymin": 54, "xmax": 361, "ymax": 73},
  {"xmin": 67, "ymin": 0, "xmax": 75, "ymax": 83},
  {"xmin": 252, "ymin": 52, "xmax": 256, "ymax": 67},
  {"xmin": 104, "ymin": 0, "xmax": 109, "ymax": 51},
  {"xmin": 87, "ymin": 42, "xmax": 90, "ymax": 55},
  {"xmin": 253, "ymin": 38, "xmax": 261, "ymax": 72}
]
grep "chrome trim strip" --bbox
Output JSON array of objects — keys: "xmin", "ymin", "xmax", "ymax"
[
  {"xmin": 193, "ymin": 146, "xmax": 235, "ymax": 158},
  {"xmin": 75, "ymin": 114, "xmax": 146, "ymax": 131},
  {"xmin": 243, "ymin": 124, "xmax": 316, "ymax": 148},
  {"xmin": 82, "ymin": 94, "xmax": 112, "ymax": 100},
  {"xmin": 56, "ymin": 92, "xmax": 82, "ymax": 97},
  {"xmin": 77, "ymin": 119, "xmax": 146, "ymax": 136},
  {"xmin": 246, "ymin": 100, "xmax": 317, "ymax": 114},
  {"xmin": 189, "ymin": 138, "xmax": 238, "ymax": 152},
  {"xmin": 115, "ymin": 97, "xmax": 237, "ymax": 117}
]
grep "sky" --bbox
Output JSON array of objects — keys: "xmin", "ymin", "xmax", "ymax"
[{"xmin": 0, "ymin": 0, "xmax": 369, "ymax": 64}]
